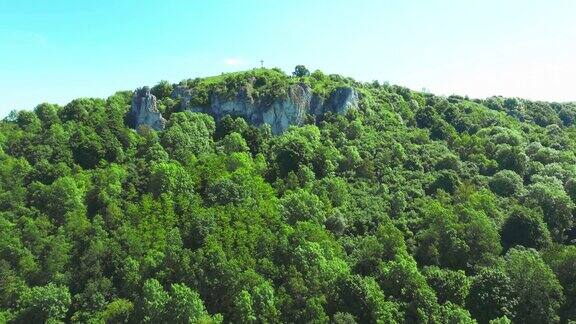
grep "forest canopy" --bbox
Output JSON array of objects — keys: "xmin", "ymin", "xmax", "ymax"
[{"xmin": 0, "ymin": 67, "xmax": 575, "ymax": 323}]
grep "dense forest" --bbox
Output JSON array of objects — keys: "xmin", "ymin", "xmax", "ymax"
[{"xmin": 0, "ymin": 67, "xmax": 575, "ymax": 323}]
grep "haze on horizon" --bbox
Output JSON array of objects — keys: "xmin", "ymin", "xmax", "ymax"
[{"xmin": 1, "ymin": 0, "xmax": 575, "ymax": 117}]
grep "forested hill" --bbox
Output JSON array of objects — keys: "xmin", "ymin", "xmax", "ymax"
[{"xmin": 1, "ymin": 67, "xmax": 576, "ymax": 323}]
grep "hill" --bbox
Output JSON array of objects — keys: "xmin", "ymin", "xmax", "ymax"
[{"xmin": 0, "ymin": 67, "xmax": 575, "ymax": 323}]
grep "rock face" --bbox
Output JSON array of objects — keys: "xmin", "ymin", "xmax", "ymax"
[
  {"xmin": 172, "ymin": 83, "xmax": 359, "ymax": 134},
  {"xmin": 171, "ymin": 86, "xmax": 193, "ymax": 111},
  {"xmin": 327, "ymin": 87, "xmax": 359, "ymax": 114},
  {"xmin": 129, "ymin": 87, "xmax": 166, "ymax": 131}
]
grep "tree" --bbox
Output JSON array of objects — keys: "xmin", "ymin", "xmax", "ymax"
[
  {"xmin": 16, "ymin": 284, "xmax": 71, "ymax": 323},
  {"xmin": 271, "ymin": 125, "xmax": 322, "ymax": 177},
  {"xmin": 99, "ymin": 298, "xmax": 134, "ymax": 323},
  {"xmin": 280, "ymin": 189, "xmax": 325, "ymax": 224},
  {"xmin": 423, "ymin": 266, "xmax": 470, "ymax": 306},
  {"xmin": 543, "ymin": 245, "xmax": 576, "ymax": 322},
  {"xmin": 215, "ymin": 115, "xmax": 249, "ymax": 140},
  {"xmin": 415, "ymin": 200, "xmax": 478, "ymax": 270},
  {"xmin": 139, "ymin": 279, "xmax": 170, "ymax": 323},
  {"xmin": 439, "ymin": 302, "xmax": 476, "ymax": 324},
  {"xmin": 251, "ymin": 281, "xmax": 280, "ymax": 322},
  {"xmin": 489, "ymin": 170, "xmax": 523, "ymax": 197},
  {"xmin": 205, "ymin": 177, "xmax": 247, "ymax": 206},
  {"xmin": 160, "ymin": 111, "xmax": 215, "ymax": 163},
  {"xmin": 525, "ymin": 178, "xmax": 574, "ymax": 241},
  {"xmin": 16, "ymin": 110, "xmax": 41, "ymax": 132},
  {"xmin": 138, "ymin": 279, "xmax": 215, "ymax": 323},
  {"xmin": 70, "ymin": 126, "xmax": 105, "ymax": 169},
  {"xmin": 59, "ymin": 98, "xmax": 106, "ymax": 123},
  {"xmin": 489, "ymin": 316, "xmax": 512, "ymax": 324},
  {"xmin": 558, "ymin": 105, "xmax": 576, "ymax": 126},
  {"xmin": 378, "ymin": 257, "xmax": 441, "ymax": 323},
  {"xmin": 151, "ymin": 80, "xmax": 173, "ymax": 99},
  {"xmin": 466, "ymin": 268, "xmax": 517, "ymax": 324},
  {"xmin": 218, "ymin": 132, "xmax": 249, "ymax": 154},
  {"xmin": 501, "ymin": 206, "xmax": 551, "ymax": 251},
  {"xmin": 293, "ymin": 65, "xmax": 310, "ymax": 78},
  {"xmin": 28, "ymin": 176, "xmax": 85, "ymax": 225},
  {"xmin": 149, "ymin": 162, "xmax": 195, "ymax": 198},
  {"xmin": 332, "ymin": 312, "xmax": 358, "ymax": 324},
  {"xmin": 34, "ymin": 103, "xmax": 61, "ymax": 128},
  {"xmin": 336, "ymin": 275, "xmax": 401, "ymax": 323},
  {"xmin": 505, "ymin": 248, "xmax": 564, "ymax": 324},
  {"xmin": 232, "ymin": 290, "xmax": 256, "ymax": 323},
  {"xmin": 494, "ymin": 145, "xmax": 527, "ymax": 176},
  {"xmin": 168, "ymin": 283, "xmax": 212, "ymax": 323},
  {"xmin": 429, "ymin": 170, "xmax": 461, "ymax": 194}
]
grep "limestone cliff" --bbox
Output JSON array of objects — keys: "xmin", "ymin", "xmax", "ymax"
[
  {"xmin": 129, "ymin": 87, "xmax": 166, "ymax": 131},
  {"xmin": 129, "ymin": 79, "xmax": 358, "ymax": 134},
  {"xmin": 172, "ymin": 83, "xmax": 358, "ymax": 134}
]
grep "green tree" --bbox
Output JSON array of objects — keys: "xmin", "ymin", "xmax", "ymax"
[
  {"xmin": 139, "ymin": 279, "xmax": 170, "ymax": 323},
  {"xmin": 336, "ymin": 275, "xmax": 401, "ymax": 323},
  {"xmin": 543, "ymin": 245, "xmax": 576, "ymax": 322},
  {"xmin": 168, "ymin": 283, "xmax": 212, "ymax": 323},
  {"xmin": 232, "ymin": 290, "xmax": 256, "ymax": 323},
  {"xmin": 378, "ymin": 257, "xmax": 440, "ymax": 323},
  {"xmin": 70, "ymin": 126, "xmax": 105, "ymax": 169},
  {"xmin": 205, "ymin": 177, "xmax": 247, "ymax": 206},
  {"xmin": 151, "ymin": 80, "xmax": 174, "ymax": 99},
  {"xmin": 525, "ymin": 178, "xmax": 574, "ymax": 241},
  {"xmin": 293, "ymin": 65, "xmax": 310, "ymax": 77},
  {"xmin": 489, "ymin": 170, "xmax": 523, "ymax": 197},
  {"xmin": 161, "ymin": 111, "xmax": 215, "ymax": 163},
  {"xmin": 501, "ymin": 206, "xmax": 551, "ymax": 251},
  {"xmin": 16, "ymin": 110, "xmax": 41, "ymax": 132},
  {"xmin": 34, "ymin": 103, "xmax": 61, "ymax": 128},
  {"xmin": 28, "ymin": 176, "xmax": 85, "ymax": 225},
  {"xmin": 423, "ymin": 266, "xmax": 470, "ymax": 306},
  {"xmin": 505, "ymin": 248, "xmax": 564, "ymax": 324},
  {"xmin": 280, "ymin": 189, "xmax": 325, "ymax": 224},
  {"xmin": 99, "ymin": 298, "xmax": 134, "ymax": 323},
  {"xmin": 218, "ymin": 132, "xmax": 249, "ymax": 154},
  {"xmin": 439, "ymin": 302, "xmax": 476, "ymax": 324},
  {"xmin": 466, "ymin": 268, "xmax": 517, "ymax": 324},
  {"xmin": 16, "ymin": 284, "xmax": 71, "ymax": 323},
  {"xmin": 149, "ymin": 162, "xmax": 195, "ymax": 198}
]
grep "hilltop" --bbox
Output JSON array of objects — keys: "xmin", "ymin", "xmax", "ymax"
[
  {"xmin": 129, "ymin": 68, "xmax": 360, "ymax": 134},
  {"xmin": 0, "ymin": 67, "xmax": 575, "ymax": 323},
  {"xmin": 128, "ymin": 68, "xmax": 576, "ymax": 133}
]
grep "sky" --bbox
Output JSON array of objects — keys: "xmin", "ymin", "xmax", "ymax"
[{"xmin": 1, "ymin": 0, "xmax": 575, "ymax": 117}]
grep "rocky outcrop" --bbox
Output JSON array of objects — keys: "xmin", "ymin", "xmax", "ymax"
[
  {"xmin": 129, "ymin": 87, "xmax": 166, "ymax": 131},
  {"xmin": 171, "ymin": 86, "xmax": 193, "ymax": 111},
  {"xmin": 327, "ymin": 87, "xmax": 359, "ymax": 114},
  {"xmin": 172, "ymin": 83, "xmax": 358, "ymax": 134}
]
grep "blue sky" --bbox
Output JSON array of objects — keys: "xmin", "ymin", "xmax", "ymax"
[{"xmin": 1, "ymin": 0, "xmax": 575, "ymax": 116}]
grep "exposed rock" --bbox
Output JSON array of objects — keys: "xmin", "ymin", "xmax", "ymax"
[
  {"xmin": 171, "ymin": 86, "xmax": 193, "ymax": 110},
  {"xmin": 172, "ymin": 83, "xmax": 358, "ymax": 134},
  {"xmin": 327, "ymin": 87, "xmax": 359, "ymax": 114},
  {"xmin": 129, "ymin": 87, "xmax": 166, "ymax": 131}
]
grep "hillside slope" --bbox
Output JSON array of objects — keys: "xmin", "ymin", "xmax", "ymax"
[{"xmin": 1, "ymin": 68, "xmax": 575, "ymax": 323}]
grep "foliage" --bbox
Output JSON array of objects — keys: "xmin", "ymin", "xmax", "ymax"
[
  {"xmin": 504, "ymin": 248, "xmax": 564, "ymax": 324},
  {"xmin": 151, "ymin": 80, "xmax": 174, "ymax": 100},
  {"xmin": 0, "ymin": 68, "xmax": 575, "ymax": 322},
  {"xmin": 293, "ymin": 65, "xmax": 311, "ymax": 78}
]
